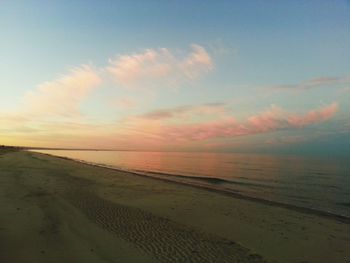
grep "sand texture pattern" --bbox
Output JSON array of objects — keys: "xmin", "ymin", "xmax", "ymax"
[{"xmin": 68, "ymin": 190, "xmax": 264, "ymax": 263}]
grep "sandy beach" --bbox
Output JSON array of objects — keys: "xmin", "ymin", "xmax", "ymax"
[{"xmin": 1, "ymin": 150, "xmax": 349, "ymax": 263}]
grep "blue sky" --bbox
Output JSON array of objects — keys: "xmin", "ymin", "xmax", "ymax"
[{"xmin": 1, "ymin": 1, "xmax": 349, "ymax": 155}]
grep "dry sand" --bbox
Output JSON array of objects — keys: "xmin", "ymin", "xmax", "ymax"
[{"xmin": 0, "ymin": 150, "xmax": 349, "ymax": 263}]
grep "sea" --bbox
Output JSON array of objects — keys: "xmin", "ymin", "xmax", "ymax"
[{"xmin": 32, "ymin": 150, "xmax": 350, "ymax": 218}]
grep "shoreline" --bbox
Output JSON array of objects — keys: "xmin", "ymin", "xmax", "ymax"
[
  {"xmin": 2, "ymin": 150, "xmax": 350, "ymax": 263},
  {"xmin": 33, "ymin": 150, "xmax": 350, "ymax": 224}
]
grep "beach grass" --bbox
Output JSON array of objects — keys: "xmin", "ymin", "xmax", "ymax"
[{"xmin": 0, "ymin": 149, "xmax": 349, "ymax": 263}]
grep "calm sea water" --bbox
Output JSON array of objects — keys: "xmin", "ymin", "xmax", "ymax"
[{"xmin": 33, "ymin": 150, "xmax": 350, "ymax": 217}]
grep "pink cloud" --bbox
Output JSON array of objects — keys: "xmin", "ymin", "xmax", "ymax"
[
  {"xmin": 180, "ymin": 44, "xmax": 213, "ymax": 79},
  {"xmin": 266, "ymin": 74, "xmax": 350, "ymax": 91},
  {"xmin": 107, "ymin": 44, "xmax": 213, "ymax": 89},
  {"xmin": 287, "ymin": 103, "xmax": 338, "ymax": 127},
  {"xmin": 123, "ymin": 103, "xmax": 339, "ymax": 142},
  {"xmin": 23, "ymin": 65, "xmax": 101, "ymax": 117},
  {"xmin": 139, "ymin": 103, "xmax": 227, "ymax": 120},
  {"xmin": 248, "ymin": 105, "xmax": 285, "ymax": 132},
  {"xmin": 107, "ymin": 49, "xmax": 169, "ymax": 87},
  {"xmin": 2, "ymin": 99, "xmax": 339, "ymax": 149},
  {"xmin": 161, "ymin": 117, "xmax": 245, "ymax": 141}
]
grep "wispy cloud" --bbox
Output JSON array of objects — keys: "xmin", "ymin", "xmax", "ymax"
[
  {"xmin": 1, "ymin": 102, "xmax": 339, "ymax": 149},
  {"xmin": 106, "ymin": 44, "xmax": 213, "ymax": 89},
  {"xmin": 0, "ymin": 45, "xmax": 214, "ymax": 148},
  {"xmin": 22, "ymin": 65, "xmax": 101, "ymax": 117},
  {"xmin": 121, "ymin": 103, "xmax": 339, "ymax": 142},
  {"xmin": 0, "ymin": 42, "xmax": 343, "ymax": 150},
  {"xmin": 138, "ymin": 103, "xmax": 227, "ymax": 121},
  {"xmin": 0, "ymin": 65, "xmax": 103, "ymax": 147},
  {"xmin": 266, "ymin": 75, "xmax": 350, "ymax": 91},
  {"xmin": 287, "ymin": 102, "xmax": 338, "ymax": 127}
]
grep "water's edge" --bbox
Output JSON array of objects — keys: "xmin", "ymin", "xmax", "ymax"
[{"xmin": 29, "ymin": 150, "xmax": 350, "ymax": 224}]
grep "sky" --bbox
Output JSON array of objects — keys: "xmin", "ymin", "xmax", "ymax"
[{"xmin": 1, "ymin": 0, "xmax": 350, "ymax": 155}]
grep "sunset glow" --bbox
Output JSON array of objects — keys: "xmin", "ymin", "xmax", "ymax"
[{"xmin": 1, "ymin": 1, "xmax": 349, "ymax": 155}]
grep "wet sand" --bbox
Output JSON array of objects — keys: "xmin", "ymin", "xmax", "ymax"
[{"xmin": 0, "ymin": 150, "xmax": 349, "ymax": 263}]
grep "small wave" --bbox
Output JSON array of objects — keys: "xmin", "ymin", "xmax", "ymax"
[{"xmin": 135, "ymin": 170, "xmax": 284, "ymax": 190}]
